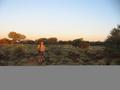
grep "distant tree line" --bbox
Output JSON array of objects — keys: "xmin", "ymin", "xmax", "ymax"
[
  {"xmin": 0, "ymin": 31, "xmax": 91, "ymax": 49},
  {"xmin": 0, "ymin": 25, "xmax": 120, "ymax": 51}
]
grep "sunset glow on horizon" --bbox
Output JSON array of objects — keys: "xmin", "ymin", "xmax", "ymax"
[{"xmin": 0, "ymin": 0, "xmax": 120, "ymax": 41}]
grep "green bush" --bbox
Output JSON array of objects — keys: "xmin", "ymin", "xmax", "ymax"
[{"xmin": 105, "ymin": 25, "xmax": 120, "ymax": 57}]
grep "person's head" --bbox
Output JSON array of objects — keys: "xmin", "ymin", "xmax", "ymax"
[{"xmin": 39, "ymin": 41, "xmax": 44, "ymax": 45}]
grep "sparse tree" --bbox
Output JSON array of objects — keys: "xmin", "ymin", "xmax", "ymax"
[
  {"xmin": 105, "ymin": 25, "xmax": 120, "ymax": 64},
  {"xmin": 72, "ymin": 38, "xmax": 83, "ymax": 47},
  {"xmin": 47, "ymin": 37, "xmax": 58, "ymax": 44},
  {"xmin": 8, "ymin": 32, "xmax": 26, "ymax": 43},
  {"xmin": 0, "ymin": 38, "xmax": 11, "ymax": 44}
]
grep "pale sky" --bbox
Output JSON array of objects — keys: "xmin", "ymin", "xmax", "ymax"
[{"xmin": 0, "ymin": 0, "xmax": 120, "ymax": 41}]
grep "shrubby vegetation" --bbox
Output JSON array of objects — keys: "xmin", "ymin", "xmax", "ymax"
[
  {"xmin": 0, "ymin": 44, "xmax": 38, "ymax": 65},
  {"xmin": 0, "ymin": 44, "xmax": 106, "ymax": 65},
  {"xmin": 0, "ymin": 25, "xmax": 120, "ymax": 65}
]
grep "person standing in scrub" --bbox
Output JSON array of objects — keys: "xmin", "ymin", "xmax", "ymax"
[{"xmin": 37, "ymin": 41, "xmax": 46, "ymax": 64}]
